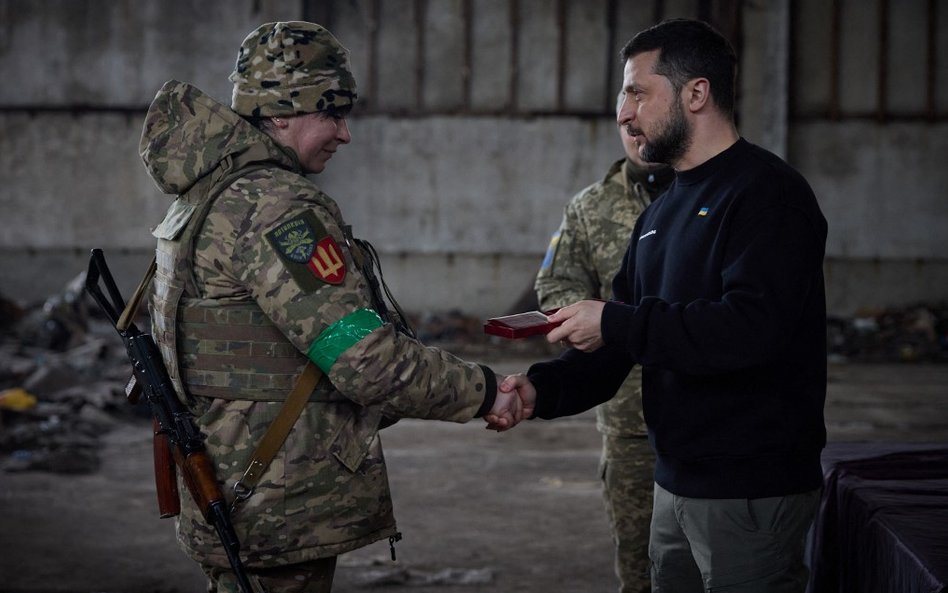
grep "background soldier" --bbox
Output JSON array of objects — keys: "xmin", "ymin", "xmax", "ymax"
[
  {"xmin": 139, "ymin": 21, "xmax": 521, "ymax": 593},
  {"xmin": 534, "ymin": 94, "xmax": 672, "ymax": 593}
]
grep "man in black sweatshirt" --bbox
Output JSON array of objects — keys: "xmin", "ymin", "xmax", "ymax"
[{"xmin": 495, "ymin": 18, "xmax": 827, "ymax": 593}]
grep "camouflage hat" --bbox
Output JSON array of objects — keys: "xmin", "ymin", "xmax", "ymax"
[{"xmin": 229, "ymin": 21, "xmax": 358, "ymax": 117}]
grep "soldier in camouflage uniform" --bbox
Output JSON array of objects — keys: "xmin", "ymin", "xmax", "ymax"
[
  {"xmin": 534, "ymin": 94, "xmax": 673, "ymax": 593},
  {"xmin": 139, "ymin": 21, "xmax": 522, "ymax": 593}
]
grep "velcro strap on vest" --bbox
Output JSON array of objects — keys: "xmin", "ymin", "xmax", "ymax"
[{"xmin": 177, "ymin": 301, "xmax": 338, "ymax": 402}]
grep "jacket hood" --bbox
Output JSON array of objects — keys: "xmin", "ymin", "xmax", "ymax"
[{"xmin": 139, "ymin": 80, "xmax": 298, "ymax": 196}]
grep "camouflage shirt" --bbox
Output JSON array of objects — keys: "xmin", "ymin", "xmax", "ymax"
[
  {"xmin": 139, "ymin": 81, "xmax": 494, "ymax": 568},
  {"xmin": 535, "ymin": 158, "xmax": 672, "ymax": 437}
]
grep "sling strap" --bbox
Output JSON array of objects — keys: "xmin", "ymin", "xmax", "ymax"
[{"xmin": 230, "ymin": 360, "xmax": 324, "ymax": 513}]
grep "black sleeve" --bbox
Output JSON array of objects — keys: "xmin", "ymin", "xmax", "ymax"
[
  {"xmin": 528, "ymin": 344, "xmax": 633, "ymax": 419},
  {"xmin": 473, "ymin": 364, "xmax": 498, "ymax": 418}
]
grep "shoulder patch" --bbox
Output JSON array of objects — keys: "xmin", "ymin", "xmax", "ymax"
[
  {"xmin": 539, "ymin": 230, "xmax": 561, "ymax": 272},
  {"xmin": 266, "ymin": 210, "xmax": 347, "ymax": 291}
]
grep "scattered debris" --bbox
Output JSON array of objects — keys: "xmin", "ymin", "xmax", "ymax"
[
  {"xmin": 0, "ymin": 277, "xmax": 137, "ymax": 474},
  {"xmin": 827, "ymin": 302, "xmax": 948, "ymax": 363},
  {"xmin": 0, "ymin": 388, "xmax": 37, "ymax": 412}
]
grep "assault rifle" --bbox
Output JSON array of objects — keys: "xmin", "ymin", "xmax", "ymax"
[{"xmin": 84, "ymin": 248, "xmax": 257, "ymax": 593}]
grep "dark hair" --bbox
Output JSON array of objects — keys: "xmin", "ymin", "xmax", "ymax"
[
  {"xmin": 243, "ymin": 115, "xmax": 276, "ymax": 134},
  {"xmin": 620, "ymin": 18, "xmax": 737, "ymax": 116}
]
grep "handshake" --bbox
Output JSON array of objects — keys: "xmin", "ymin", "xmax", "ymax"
[{"xmin": 483, "ymin": 374, "xmax": 536, "ymax": 432}]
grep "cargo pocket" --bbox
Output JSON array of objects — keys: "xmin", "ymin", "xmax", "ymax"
[{"xmin": 328, "ymin": 404, "xmax": 382, "ymax": 473}]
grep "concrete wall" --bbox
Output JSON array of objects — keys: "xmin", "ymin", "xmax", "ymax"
[{"xmin": 1, "ymin": 0, "xmax": 946, "ymax": 318}]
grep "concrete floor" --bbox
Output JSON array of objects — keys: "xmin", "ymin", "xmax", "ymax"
[{"xmin": 1, "ymin": 360, "xmax": 946, "ymax": 593}]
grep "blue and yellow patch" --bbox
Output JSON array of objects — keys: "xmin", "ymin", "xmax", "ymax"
[
  {"xmin": 540, "ymin": 231, "xmax": 561, "ymax": 271},
  {"xmin": 698, "ymin": 207, "xmax": 710, "ymax": 217}
]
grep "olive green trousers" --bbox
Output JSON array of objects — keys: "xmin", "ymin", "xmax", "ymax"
[{"xmin": 649, "ymin": 483, "xmax": 819, "ymax": 593}]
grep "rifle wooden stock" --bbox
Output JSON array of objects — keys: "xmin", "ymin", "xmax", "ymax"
[
  {"xmin": 172, "ymin": 447, "xmax": 226, "ymax": 519},
  {"xmin": 153, "ymin": 418, "xmax": 181, "ymax": 518}
]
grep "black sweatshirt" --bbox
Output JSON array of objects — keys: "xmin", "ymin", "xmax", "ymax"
[{"xmin": 529, "ymin": 139, "xmax": 828, "ymax": 499}]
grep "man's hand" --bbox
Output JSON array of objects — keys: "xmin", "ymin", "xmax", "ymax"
[
  {"xmin": 484, "ymin": 374, "xmax": 537, "ymax": 431},
  {"xmin": 546, "ymin": 299, "xmax": 606, "ymax": 351}
]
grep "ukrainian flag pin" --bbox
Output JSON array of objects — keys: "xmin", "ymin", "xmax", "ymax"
[{"xmin": 698, "ymin": 207, "xmax": 709, "ymax": 217}]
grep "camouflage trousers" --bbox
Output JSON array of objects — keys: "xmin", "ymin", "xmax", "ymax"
[
  {"xmin": 203, "ymin": 557, "xmax": 337, "ymax": 593},
  {"xmin": 599, "ymin": 434, "xmax": 656, "ymax": 593}
]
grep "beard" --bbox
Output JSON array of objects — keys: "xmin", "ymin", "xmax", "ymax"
[{"xmin": 639, "ymin": 99, "xmax": 691, "ymax": 165}]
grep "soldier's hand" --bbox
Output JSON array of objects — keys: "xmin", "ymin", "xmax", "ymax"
[{"xmin": 546, "ymin": 300, "xmax": 606, "ymax": 352}]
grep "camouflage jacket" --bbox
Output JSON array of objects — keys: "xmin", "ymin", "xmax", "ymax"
[
  {"xmin": 535, "ymin": 158, "xmax": 672, "ymax": 437},
  {"xmin": 139, "ymin": 81, "xmax": 495, "ymax": 568}
]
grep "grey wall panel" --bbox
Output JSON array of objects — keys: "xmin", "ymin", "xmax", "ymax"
[
  {"xmin": 316, "ymin": 114, "xmax": 621, "ymax": 253},
  {"xmin": 0, "ymin": 112, "xmax": 166, "ymax": 249},
  {"xmin": 791, "ymin": 121, "xmax": 948, "ymax": 259}
]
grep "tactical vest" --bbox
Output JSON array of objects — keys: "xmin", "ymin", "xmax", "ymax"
[{"xmin": 150, "ymin": 153, "xmax": 326, "ymax": 403}]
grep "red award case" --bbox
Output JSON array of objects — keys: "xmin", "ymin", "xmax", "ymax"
[{"xmin": 483, "ymin": 309, "xmax": 562, "ymax": 339}]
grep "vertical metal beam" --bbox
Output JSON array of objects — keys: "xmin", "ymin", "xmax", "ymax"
[
  {"xmin": 926, "ymin": 0, "xmax": 937, "ymax": 120},
  {"xmin": 829, "ymin": 0, "xmax": 841, "ymax": 120},
  {"xmin": 877, "ymin": 0, "xmax": 889, "ymax": 122},
  {"xmin": 708, "ymin": 0, "xmax": 744, "ymax": 124},
  {"xmin": 709, "ymin": 0, "xmax": 743, "ymax": 56},
  {"xmin": 556, "ymin": 0, "xmax": 568, "ymax": 111},
  {"xmin": 788, "ymin": 0, "xmax": 798, "ymax": 119},
  {"xmin": 303, "ymin": 0, "xmax": 334, "ymax": 31},
  {"xmin": 653, "ymin": 0, "xmax": 665, "ymax": 23},
  {"xmin": 698, "ymin": 0, "xmax": 712, "ymax": 23},
  {"xmin": 605, "ymin": 0, "xmax": 619, "ymax": 112},
  {"xmin": 463, "ymin": 0, "xmax": 473, "ymax": 112},
  {"xmin": 367, "ymin": 0, "xmax": 380, "ymax": 111},
  {"xmin": 416, "ymin": 0, "xmax": 427, "ymax": 112},
  {"xmin": 509, "ymin": 0, "xmax": 520, "ymax": 113}
]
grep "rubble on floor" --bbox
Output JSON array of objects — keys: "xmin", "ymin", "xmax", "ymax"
[
  {"xmin": 827, "ymin": 302, "xmax": 948, "ymax": 363},
  {"xmin": 2, "ymin": 276, "xmax": 946, "ymax": 476},
  {"xmin": 1, "ymin": 274, "xmax": 146, "ymax": 474}
]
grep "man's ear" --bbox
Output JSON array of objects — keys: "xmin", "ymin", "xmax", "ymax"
[{"xmin": 684, "ymin": 78, "xmax": 711, "ymax": 113}]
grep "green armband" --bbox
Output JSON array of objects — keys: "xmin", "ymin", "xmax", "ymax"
[{"xmin": 307, "ymin": 308, "xmax": 384, "ymax": 373}]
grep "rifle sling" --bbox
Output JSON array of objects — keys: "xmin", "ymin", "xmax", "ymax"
[{"xmin": 231, "ymin": 361, "xmax": 324, "ymax": 511}]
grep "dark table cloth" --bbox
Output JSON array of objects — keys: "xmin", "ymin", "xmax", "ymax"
[{"xmin": 806, "ymin": 442, "xmax": 948, "ymax": 593}]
